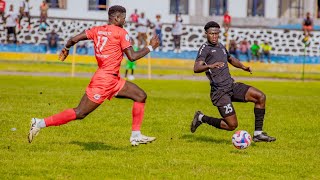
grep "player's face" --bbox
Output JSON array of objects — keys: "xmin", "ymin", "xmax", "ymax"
[
  {"xmin": 206, "ymin": 27, "xmax": 220, "ymax": 45},
  {"xmin": 118, "ymin": 13, "xmax": 126, "ymax": 27}
]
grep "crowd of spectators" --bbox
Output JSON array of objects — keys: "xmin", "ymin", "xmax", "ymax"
[{"xmin": 228, "ymin": 39, "xmax": 273, "ymax": 63}]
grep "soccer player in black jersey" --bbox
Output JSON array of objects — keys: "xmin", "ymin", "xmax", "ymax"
[{"xmin": 190, "ymin": 21, "xmax": 276, "ymax": 142}]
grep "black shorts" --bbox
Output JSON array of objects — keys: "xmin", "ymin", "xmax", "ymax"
[
  {"xmin": 210, "ymin": 82, "xmax": 251, "ymax": 118},
  {"xmin": 7, "ymin": 27, "xmax": 16, "ymax": 34}
]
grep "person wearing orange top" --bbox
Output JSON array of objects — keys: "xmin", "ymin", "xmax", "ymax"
[
  {"xmin": 28, "ymin": 5, "xmax": 160, "ymax": 146},
  {"xmin": 223, "ymin": 11, "xmax": 231, "ymax": 36},
  {"xmin": 0, "ymin": 0, "xmax": 6, "ymax": 22}
]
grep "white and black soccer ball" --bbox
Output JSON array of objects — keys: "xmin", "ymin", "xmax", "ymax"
[{"xmin": 232, "ymin": 130, "xmax": 252, "ymax": 149}]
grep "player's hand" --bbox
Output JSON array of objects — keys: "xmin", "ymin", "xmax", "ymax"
[
  {"xmin": 242, "ymin": 66, "xmax": 252, "ymax": 74},
  {"xmin": 209, "ymin": 62, "xmax": 225, "ymax": 69},
  {"xmin": 149, "ymin": 35, "xmax": 160, "ymax": 50},
  {"xmin": 59, "ymin": 48, "xmax": 69, "ymax": 61}
]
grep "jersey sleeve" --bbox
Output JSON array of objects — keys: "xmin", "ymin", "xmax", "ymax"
[
  {"xmin": 196, "ymin": 44, "xmax": 209, "ymax": 62},
  {"xmin": 225, "ymin": 47, "xmax": 231, "ymax": 59},
  {"xmin": 85, "ymin": 26, "xmax": 98, "ymax": 40},
  {"xmin": 120, "ymin": 29, "xmax": 132, "ymax": 50}
]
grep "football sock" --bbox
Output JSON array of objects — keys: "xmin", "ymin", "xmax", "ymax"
[
  {"xmin": 37, "ymin": 119, "xmax": 46, "ymax": 128},
  {"xmin": 254, "ymin": 131, "xmax": 263, "ymax": 136},
  {"xmin": 132, "ymin": 102, "xmax": 145, "ymax": 131},
  {"xmin": 198, "ymin": 114, "xmax": 204, "ymax": 122},
  {"xmin": 202, "ymin": 115, "xmax": 222, "ymax": 129},
  {"xmin": 131, "ymin": 131, "xmax": 141, "ymax": 137},
  {"xmin": 254, "ymin": 108, "xmax": 265, "ymax": 131},
  {"xmin": 44, "ymin": 108, "xmax": 76, "ymax": 127}
]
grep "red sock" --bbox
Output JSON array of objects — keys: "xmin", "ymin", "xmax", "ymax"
[
  {"xmin": 44, "ymin": 109, "xmax": 77, "ymax": 127},
  {"xmin": 132, "ymin": 102, "xmax": 145, "ymax": 131}
]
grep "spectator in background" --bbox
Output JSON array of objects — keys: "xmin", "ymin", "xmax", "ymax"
[
  {"xmin": 18, "ymin": 0, "xmax": 32, "ymax": 30},
  {"xmin": 0, "ymin": 0, "xmax": 6, "ymax": 23},
  {"xmin": 172, "ymin": 14, "xmax": 183, "ymax": 53},
  {"xmin": 4, "ymin": 4, "xmax": 18, "ymax": 44},
  {"xmin": 260, "ymin": 41, "xmax": 272, "ymax": 63},
  {"xmin": 239, "ymin": 39, "xmax": 250, "ymax": 62},
  {"xmin": 125, "ymin": 38, "xmax": 139, "ymax": 80},
  {"xmin": 136, "ymin": 12, "xmax": 150, "ymax": 48},
  {"xmin": 130, "ymin": 9, "xmax": 139, "ymax": 23},
  {"xmin": 154, "ymin": 14, "xmax": 163, "ymax": 51},
  {"xmin": 39, "ymin": 0, "xmax": 49, "ymax": 31},
  {"xmin": 223, "ymin": 11, "xmax": 231, "ymax": 37},
  {"xmin": 77, "ymin": 42, "xmax": 88, "ymax": 55},
  {"xmin": 250, "ymin": 40, "xmax": 260, "ymax": 62},
  {"xmin": 46, "ymin": 30, "xmax": 59, "ymax": 54},
  {"xmin": 228, "ymin": 40, "xmax": 238, "ymax": 59},
  {"xmin": 302, "ymin": 12, "xmax": 313, "ymax": 37}
]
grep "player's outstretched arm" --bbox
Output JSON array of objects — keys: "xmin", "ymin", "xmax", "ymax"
[
  {"xmin": 59, "ymin": 31, "xmax": 88, "ymax": 61},
  {"xmin": 124, "ymin": 35, "xmax": 160, "ymax": 61},
  {"xmin": 228, "ymin": 56, "xmax": 252, "ymax": 73},
  {"xmin": 194, "ymin": 60, "xmax": 224, "ymax": 73}
]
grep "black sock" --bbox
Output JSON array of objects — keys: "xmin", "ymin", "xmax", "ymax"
[
  {"xmin": 202, "ymin": 115, "xmax": 222, "ymax": 129},
  {"xmin": 254, "ymin": 108, "xmax": 265, "ymax": 131}
]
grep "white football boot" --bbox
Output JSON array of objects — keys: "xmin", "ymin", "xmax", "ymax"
[
  {"xmin": 28, "ymin": 118, "xmax": 42, "ymax": 143},
  {"xmin": 130, "ymin": 134, "xmax": 156, "ymax": 146}
]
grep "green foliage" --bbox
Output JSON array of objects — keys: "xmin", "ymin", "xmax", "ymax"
[{"xmin": 0, "ymin": 76, "xmax": 319, "ymax": 179}]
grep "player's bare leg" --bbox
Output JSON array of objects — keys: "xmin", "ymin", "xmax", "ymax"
[
  {"xmin": 116, "ymin": 81, "xmax": 156, "ymax": 146},
  {"xmin": 28, "ymin": 94, "xmax": 100, "ymax": 143},
  {"xmin": 245, "ymin": 87, "xmax": 276, "ymax": 142}
]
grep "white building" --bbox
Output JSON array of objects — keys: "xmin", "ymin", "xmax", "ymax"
[{"xmin": 6, "ymin": 0, "xmax": 320, "ymax": 26}]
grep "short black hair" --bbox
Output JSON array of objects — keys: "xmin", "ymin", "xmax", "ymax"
[
  {"xmin": 108, "ymin": 5, "xmax": 126, "ymax": 17},
  {"xmin": 204, "ymin": 21, "xmax": 220, "ymax": 32}
]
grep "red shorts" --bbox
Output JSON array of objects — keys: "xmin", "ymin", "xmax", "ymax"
[
  {"xmin": 86, "ymin": 70, "xmax": 126, "ymax": 104},
  {"xmin": 303, "ymin": 26, "xmax": 312, "ymax": 31}
]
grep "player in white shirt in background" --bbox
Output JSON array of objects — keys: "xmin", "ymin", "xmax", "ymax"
[
  {"xmin": 18, "ymin": 0, "xmax": 32, "ymax": 30},
  {"xmin": 4, "ymin": 4, "xmax": 18, "ymax": 44}
]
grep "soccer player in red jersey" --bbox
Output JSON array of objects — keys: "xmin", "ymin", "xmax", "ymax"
[{"xmin": 28, "ymin": 5, "xmax": 160, "ymax": 146}]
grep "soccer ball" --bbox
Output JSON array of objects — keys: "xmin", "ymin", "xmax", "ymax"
[{"xmin": 232, "ymin": 130, "xmax": 252, "ymax": 149}]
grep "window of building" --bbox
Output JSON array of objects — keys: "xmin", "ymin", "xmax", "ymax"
[
  {"xmin": 278, "ymin": 0, "xmax": 305, "ymax": 18},
  {"xmin": 169, "ymin": 0, "xmax": 189, "ymax": 15},
  {"xmin": 88, "ymin": 0, "xmax": 108, "ymax": 11},
  {"xmin": 209, "ymin": 0, "xmax": 228, "ymax": 16},
  {"xmin": 46, "ymin": 0, "xmax": 67, "ymax": 9},
  {"xmin": 247, "ymin": 0, "xmax": 265, "ymax": 17}
]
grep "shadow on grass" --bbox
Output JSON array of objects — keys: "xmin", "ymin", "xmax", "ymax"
[
  {"xmin": 181, "ymin": 134, "xmax": 229, "ymax": 144},
  {"xmin": 70, "ymin": 141, "xmax": 121, "ymax": 151}
]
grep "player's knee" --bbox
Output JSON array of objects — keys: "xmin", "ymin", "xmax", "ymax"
[
  {"xmin": 136, "ymin": 91, "xmax": 147, "ymax": 102},
  {"xmin": 228, "ymin": 123, "xmax": 238, "ymax": 131},
  {"xmin": 258, "ymin": 92, "xmax": 266, "ymax": 103}
]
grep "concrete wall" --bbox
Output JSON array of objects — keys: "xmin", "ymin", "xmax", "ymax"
[{"xmin": 5, "ymin": 0, "xmax": 320, "ymax": 26}]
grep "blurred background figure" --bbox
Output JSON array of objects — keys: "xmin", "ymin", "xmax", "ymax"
[
  {"xmin": 172, "ymin": 14, "xmax": 183, "ymax": 53},
  {"xmin": 260, "ymin": 41, "xmax": 272, "ymax": 63},
  {"xmin": 0, "ymin": 0, "xmax": 6, "ymax": 25},
  {"xmin": 124, "ymin": 38, "xmax": 139, "ymax": 80},
  {"xmin": 228, "ymin": 40, "xmax": 238, "ymax": 59},
  {"xmin": 223, "ymin": 11, "xmax": 231, "ymax": 37},
  {"xmin": 239, "ymin": 39, "xmax": 250, "ymax": 62},
  {"xmin": 46, "ymin": 30, "xmax": 59, "ymax": 54},
  {"xmin": 136, "ymin": 12, "xmax": 150, "ymax": 48},
  {"xmin": 251, "ymin": 40, "xmax": 260, "ymax": 62},
  {"xmin": 302, "ymin": 12, "xmax": 313, "ymax": 37},
  {"xmin": 4, "ymin": 4, "xmax": 18, "ymax": 44},
  {"xmin": 154, "ymin": 14, "xmax": 163, "ymax": 51},
  {"xmin": 18, "ymin": 0, "xmax": 32, "ymax": 30},
  {"xmin": 130, "ymin": 9, "xmax": 139, "ymax": 23},
  {"xmin": 39, "ymin": 0, "xmax": 49, "ymax": 31},
  {"xmin": 77, "ymin": 42, "xmax": 88, "ymax": 55}
]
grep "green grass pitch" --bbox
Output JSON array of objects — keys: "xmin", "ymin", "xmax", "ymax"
[{"xmin": 0, "ymin": 75, "xmax": 319, "ymax": 179}]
